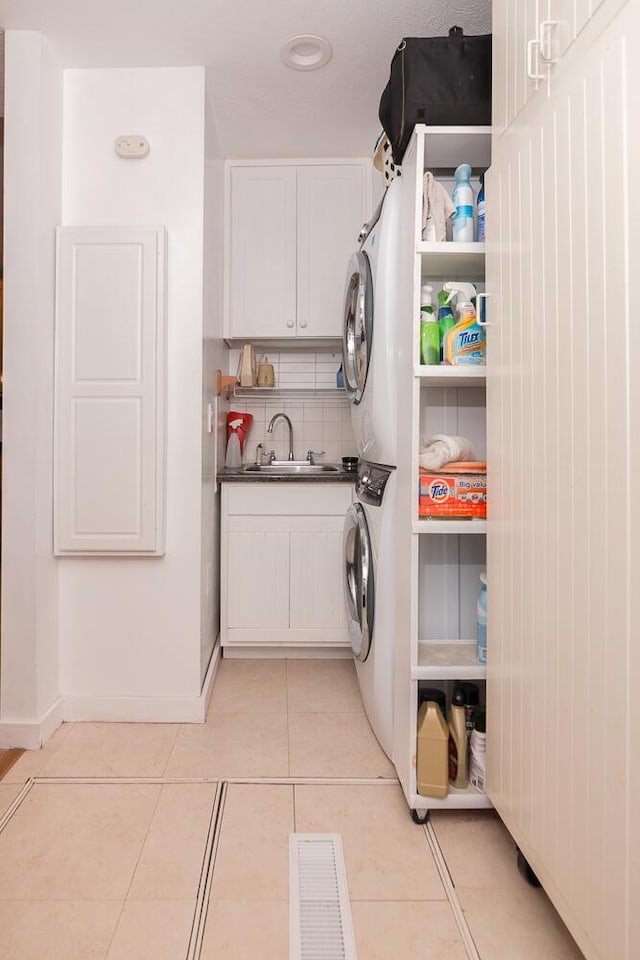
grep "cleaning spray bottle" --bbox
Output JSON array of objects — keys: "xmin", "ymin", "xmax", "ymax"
[
  {"xmin": 452, "ymin": 164, "xmax": 474, "ymax": 242},
  {"xmin": 442, "ymin": 281, "xmax": 485, "ymax": 366},
  {"xmin": 437, "ymin": 288, "xmax": 457, "ymax": 363},
  {"xmin": 419, "ymin": 284, "xmax": 440, "ymax": 365}
]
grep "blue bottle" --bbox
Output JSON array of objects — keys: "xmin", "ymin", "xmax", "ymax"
[
  {"xmin": 476, "ymin": 572, "xmax": 487, "ymax": 664},
  {"xmin": 477, "ymin": 172, "xmax": 486, "ymax": 242},
  {"xmin": 452, "ymin": 164, "xmax": 474, "ymax": 242}
]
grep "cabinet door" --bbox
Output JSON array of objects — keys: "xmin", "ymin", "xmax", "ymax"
[
  {"xmin": 226, "ymin": 529, "xmax": 290, "ymax": 629},
  {"xmin": 289, "ymin": 520, "xmax": 347, "ymax": 630},
  {"xmin": 297, "ymin": 165, "xmax": 367, "ymax": 338},
  {"xmin": 487, "ymin": 3, "xmax": 638, "ymax": 957},
  {"xmin": 493, "ymin": 0, "xmax": 547, "ymax": 136},
  {"xmin": 227, "ymin": 166, "xmax": 297, "ymax": 338},
  {"xmin": 54, "ymin": 226, "xmax": 166, "ymax": 554}
]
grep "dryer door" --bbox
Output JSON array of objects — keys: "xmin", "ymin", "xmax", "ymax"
[
  {"xmin": 342, "ymin": 251, "xmax": 373, "ymax": 405},
  {"xmin": 343, "ymin": 503, "xmax": 375, "ymax": 662}
]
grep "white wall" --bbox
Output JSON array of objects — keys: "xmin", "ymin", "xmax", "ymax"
[
  {"xmin": 58, "ymin": 67, "xmax": 207, "ymax": 706},
  {"xmin": 200, "ymin": 82, "xmax": 228, "ymax": 683},
  {"xmin": 0, "ymin": 32, "xmax": 63, "ymax": 745}
]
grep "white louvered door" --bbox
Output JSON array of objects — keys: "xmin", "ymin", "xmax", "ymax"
[
  {"xmin": 487, "ymin": 2, "xmax": 639, "ymax": 958},
  {"xmin": 54, "ymin": 226, "xmax": 166, "ymax": 555}
]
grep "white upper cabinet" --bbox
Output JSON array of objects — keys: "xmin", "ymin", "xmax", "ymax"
[
  {"xmin": 54, "ymin": 226, "xmax": 166, "ymax": 555},
  {"xmin": 493, "ymin": 0, "xmax": 617, "ymax": 135},
  {"xmin": 225, "ymin": 161, "xmax": 370, "ymax": 340}
]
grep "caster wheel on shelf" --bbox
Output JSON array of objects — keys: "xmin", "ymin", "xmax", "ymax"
[
  {"xmin": 517, "ymin": 850, "xmax": 542, "ymax": 887},
  {"xmin": 411, "ymin": 809, "xmax": 429, "ymax": 825}
]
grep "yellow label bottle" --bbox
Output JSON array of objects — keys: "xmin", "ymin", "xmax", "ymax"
[
  {"xmin": 448, "ymin": 688, "xmax": 469, "ymax": 788},
  {"xmin": 417, "ymin": 700, "xmax": 449, "ymax": 798}
]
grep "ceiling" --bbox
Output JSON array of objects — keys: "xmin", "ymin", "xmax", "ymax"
[{"xmin": 0, "ymin": 0, "xmax": 491, "ymax": 157}]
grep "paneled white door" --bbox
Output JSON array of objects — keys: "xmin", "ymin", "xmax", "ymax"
[
  {"xmin": 486, "ymin": 2, "xmax": 639, "ymax": 958},
  {"xmin": 54, "ymin": 226, "xmax": 166, "ymax": 555},
  {"xmin": 290, "ymin": 523, "xmax": 348, "ymax": 630}
]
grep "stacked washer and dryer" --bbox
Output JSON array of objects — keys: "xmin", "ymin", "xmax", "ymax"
[{"xmin": 341, "ymin": 181, "xmax": 402, "ymax": 761}]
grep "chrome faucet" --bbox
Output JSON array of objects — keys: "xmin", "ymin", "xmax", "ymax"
[{"xmin": 267, "ymin": 413, "xmax": 294, "ymax": 461}]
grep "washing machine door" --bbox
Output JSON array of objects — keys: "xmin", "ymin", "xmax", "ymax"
[
  {"xmin": 343, "ymin": 503, "xmax": 374, "ymax": 662},
  {"xmin": 342, "ymin": 251, "xmax": 373, "ymax": 405}
]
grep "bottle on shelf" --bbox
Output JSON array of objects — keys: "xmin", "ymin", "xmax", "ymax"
[
  {"xmin": 437, "ymin": 288, "xmax": 457, "ymax": 364},
  {"xmin": 469, "ymin": 711, "xmax": 487, "ymax": 793},
  {"xmin": 442, "ymin": 281, "xmax": 485, "ymax": 366},
  {"xmin": 452, "ymin": 163, "xmax": 474, "ymax": 242},
  {"xmin": 419, "ymin": 284, "xmax": 440, "ymax": 365},
  {"xmin": 417, "ymin": 700, "xmax": 449, "ymax": 798},
  {"xmin": 448, "ymin": 686, "xmax": 469, "ymax": 789},
  {"xmin": 477, "ymin": 171, "xmax": 486, "ymax": 242},
  {"xmin": 477, "ymin": 572, "xmax": 487, "ymax": 664}
]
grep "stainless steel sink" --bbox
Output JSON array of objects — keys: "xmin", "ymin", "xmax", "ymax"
[{"xmin": 242, "ymin": 462, "xmax": 340, "ymax": 475}]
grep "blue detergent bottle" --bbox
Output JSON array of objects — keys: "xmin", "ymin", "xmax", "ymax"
[
  {"xmin": 476, "ymin": 572, "xmax": 487, "ymax": 664},
  {"xmin": 477, "ymin": 171, "xmax": 486, "ymax": 242},
  {"xmin": 452, "ymin": 163, "xmax": 474, "ymax": 242}
]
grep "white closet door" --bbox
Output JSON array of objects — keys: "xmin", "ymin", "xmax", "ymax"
[
  {"xmin": 54, "ymin": 226, "xmax": 166, "ymax": 555},
  {"xmin": 487, "ymin": 2, "xmax": 639, "ymax": 958}
]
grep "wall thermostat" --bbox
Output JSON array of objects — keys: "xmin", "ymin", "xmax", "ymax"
[{"xmin": 114, "ymin": 136, "xmax": 150, "ymax": 159}]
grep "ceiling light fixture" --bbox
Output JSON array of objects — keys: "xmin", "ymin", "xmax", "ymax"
[{"xmin": 280, "ymin": 34, "xmax": 333, "ymax": 71}]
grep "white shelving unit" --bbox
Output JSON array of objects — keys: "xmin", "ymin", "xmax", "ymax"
[{"xmin": 393, "ymin": 125, "xmax": 491, "ymax": 816}]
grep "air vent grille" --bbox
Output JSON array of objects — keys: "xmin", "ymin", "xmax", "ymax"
[{"xmin": 290, "ymin": 834, "xmax": 358, "ymax": 960}]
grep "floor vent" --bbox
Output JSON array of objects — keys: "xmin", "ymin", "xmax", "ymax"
[{"xmin": 290, "ymin": 833, "xmax": 358, "ymax": 960}]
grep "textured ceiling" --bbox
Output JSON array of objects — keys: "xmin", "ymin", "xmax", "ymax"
[{"xmin": 0, "ymin": 0, "xmax": 491, "ymax": 156}]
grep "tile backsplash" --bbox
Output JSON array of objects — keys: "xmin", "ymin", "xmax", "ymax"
[
  {"xmin": 234, "ymin": 399, "xmax": 356, "ymax": 464},
  {"xmin": 229, "ymin": 348, "xmax": 344, "ymax": 390},
  {"xmin": 227, "ymin": 347, "xmax": 356, "ymax": 463}
]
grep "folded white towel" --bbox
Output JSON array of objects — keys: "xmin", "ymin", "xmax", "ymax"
[
  {"xmin": 420, "ymin": 434, "xmax": 476, "ymax": 471},
  {"xmin": 422, "ymin": 172, "xmax": 456, "ymax": 242}
]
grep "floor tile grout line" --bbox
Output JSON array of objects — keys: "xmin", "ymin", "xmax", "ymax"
[
  {"xmin": 285, "ymin": 659, "xmax": 291, "ymax": 778},
  {"xmin": 27, "ymin": 775, "xmax": 400, "ymax": 786},
  {"xmin": 160, "ymin": 723, "xmax": 182, "ymax": 778},
  {"xmin": 424, "ymin": 820, "xmax": 483, "ymax": 960},
  {"xmin": 186, "ymin": 781, "xmax": 227, "ymax": 960},
  {"xmin": 0, "ymin": 779, "xmax": 35, "ymax": 836}
]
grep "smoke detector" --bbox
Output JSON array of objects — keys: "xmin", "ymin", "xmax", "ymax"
[{"xmin": 280, "ymin": 35, "xmax": 333, "ymax": 71}]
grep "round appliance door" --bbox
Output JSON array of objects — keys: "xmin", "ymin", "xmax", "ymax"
[
  {"xmin": 343, "ymin": 503, "xmax": 374, "ymax": 662},
  {"xmin": 342, "ymin": 251, "xmax": 373, "ymax": 405}
]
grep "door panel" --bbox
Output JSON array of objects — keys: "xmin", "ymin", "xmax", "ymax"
[
  {"xmin": 54, "ymin": 226, "xmax": 166, "ymax": 554},
  {"xmin": 290, "ymin": 525, "xmax": 348, "ymax": 630},
  {"xmin": 487, "ymin": 4, "xmax": 637, "ymax": 957},
  {"xmin": 226, "ymin": 531, "xmax": 290, "ymax": 629},
  {"xmin": 297, "ymin": 165, "xmax": 366, "ymax": 338},
  {"xmin": 228, "ymin": 166, "xmax": 297, "ymax": 337}
]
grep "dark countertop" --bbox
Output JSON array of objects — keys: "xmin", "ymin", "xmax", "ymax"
[{"xmin": 217, "ymin": 466, "xmax": 356, "ymax": 484}]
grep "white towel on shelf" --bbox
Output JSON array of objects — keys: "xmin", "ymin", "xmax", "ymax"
[
  {"xmin": 419, "ymin": 434, "xmax": 476, "ymax": 471},
  {"xmin": 422, "ymin": 172, "xmax": 456, "ymax": 242}
]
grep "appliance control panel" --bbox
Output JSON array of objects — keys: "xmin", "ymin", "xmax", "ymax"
[{"xmin": 356, "ymin": 460, "xmax": 395, "ymax": 507}]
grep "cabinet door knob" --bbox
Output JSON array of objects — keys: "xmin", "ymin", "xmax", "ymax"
[
  {"xmin": 299, "ymin": 319, "xmax": 307, "ymax": 328},
  {"xmin": 286, "ymin": 320, "xmax": 295, "ymax": 328}
]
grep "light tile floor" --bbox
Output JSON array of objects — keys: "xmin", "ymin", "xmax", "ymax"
[{"xmin": 0, "ymin": 658, "xmax": 585, "ymax": 959}]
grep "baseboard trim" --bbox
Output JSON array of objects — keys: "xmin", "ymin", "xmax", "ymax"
[
  {"xmin": 62, "ymin": 640, "xmax": 222, "ymax": 724},
  {"xmin": 223, "ymin": 646, "xmax": 352, "ymax": 660},
  {"xmin": 0, "ymin": 697, "xmax": 65, "ymax": 749}
]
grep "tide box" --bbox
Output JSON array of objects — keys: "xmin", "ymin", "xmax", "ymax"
[{"xmin": 419, "ymin": 463, "xmax": 487, "ymax": 519}]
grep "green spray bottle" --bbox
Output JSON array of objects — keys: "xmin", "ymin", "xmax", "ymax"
[
  {"xmin": 419, "ymin": 284, "xmax": 440, "ymax": 365},
  {"xmin": 438, "ymin": 288, "xmax": 457, "ymax": 363}
]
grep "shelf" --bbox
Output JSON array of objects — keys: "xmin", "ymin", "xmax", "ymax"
[
  {"xmin": 233, "ymin": 387, "xmax": 348, "ymax": 401},
  {"xmin": 413, "ymin": 519, "xmax": 487, "ymax": 535},
  {"xmin": 409, "ymin": 788, "xmax": 492, "ymax": 811},
  {"xmin": 415, "ymin": 365, "xmax": 486, "ymax": 386},
  {"xmin": 417, "ymin": 125, "xmax": 492, "ymax": 169},
  {"xmin": 418, "ymin": 241, "xmax": 485, "ymax": 278},
  {"xmin": 413, "ymin": 641, "xmax": 486, "ymax": 680}
]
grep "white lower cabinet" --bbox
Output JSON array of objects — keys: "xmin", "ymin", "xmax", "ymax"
[{"xmin": 221, "ymin": 483, "xmax": 352, "ymax": 647}]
